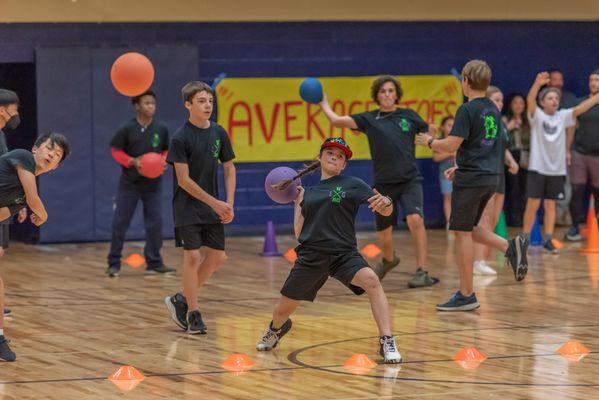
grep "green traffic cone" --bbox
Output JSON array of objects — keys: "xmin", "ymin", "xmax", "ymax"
[{"xmin": 494, "ymin": 210, "xmax": 508, "ymax": 239}]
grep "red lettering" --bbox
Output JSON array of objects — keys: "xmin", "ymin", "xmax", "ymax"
[
  {"xmin": 254, "ymin": 103, "xmax": 280, "ymax": 144},
  {"xmin": 365, "ymin": 100, "xmax": 377, "ymax": 112},
  {"xmin": 348, "ymin": 100, "xmax": 364, "ymax": 115},
  {"xmin": 284, "ymin": 101, "xmax": 303, "ymax": 142},
  {"xmin": 228, "ymin": 101, "xmax": 252, "ymax": 145},
  {"xmin": 445, "ymin": 100, "xmax": 458, "ymax": 117},
  {"xmin": 431, "ymin": 100, "xmax": 444, "ymax": 123},
  {"xmin": 306, "ymin": 104, "xmax": 325, "ymax": 141}
]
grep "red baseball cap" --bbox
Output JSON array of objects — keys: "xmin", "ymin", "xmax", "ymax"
[{"xmin": 320, "ymin": 137, "xmax": 353, "ymax": 159}]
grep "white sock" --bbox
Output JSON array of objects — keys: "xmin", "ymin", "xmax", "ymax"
[{"xmin": 0, "ymin": 329, "xmax": 4, "ymax": 337}]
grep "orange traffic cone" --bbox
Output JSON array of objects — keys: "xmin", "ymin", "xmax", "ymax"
[
  {"xmin": 582, "ymin": 195, "xmax": 595, "ymax": 238},
  {"xmin": 221, "ymin": 353, "xmax": 256, "ymax": 374},
  {"xmin": 453, "ymin": 347, "xmax": 487, "ymax": 369},
  {"xmin": 551, "ymin": 239, "xmax": 564, "ymax": 249},
  {"xmin": 343, "ymin": 353, "xmax": 377, "ymax": 375},
  {"xmin": 361, "ymin": 244, "xmax": 381, "ymax": 259},
  {"xmin": 284, "ymin": 248, "xmax": 297, "ymax": 263},
  {"xmin": 108, "ymin": 365, "xmax": 145, "ymax": 391},
  {"xmin": 125, "ymin": 253, "xmax": 146, "ymax": 269},
  {"xmin": 580, "ymin": 210, "xmax": 599, "ymax": 254},
  {"xmin": 557, "ymin": 340, "xmax": 590, "ymax": 362}
]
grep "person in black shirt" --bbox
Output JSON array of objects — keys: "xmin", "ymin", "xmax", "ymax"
[
  {"xmin": 163, "ymin": 82, "xmax": 236, "ymax": 335},
  {"xmin": 106, "ymin": 90, "xmax": 173, "ymax": 277},
  {"xmin": 416, "ymin": 60, "xmax": 529, "ymax": 311},
  {"xmin": 255, "ymin": 137, "xmax": 401, "ymax": 363},
  {"xmin": 320, "ymin": 76, "xmax": 438, "ymax": 288},
  {"xmin": 0, "ymin": 132, "xmax": 70, "ymax": 361}
]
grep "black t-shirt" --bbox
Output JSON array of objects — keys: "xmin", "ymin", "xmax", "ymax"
[
  {"xmin": 0, "ymin": 149, "xmax": 36, "ymax": 215},
  {"xmin": 167, "ymin": 121, "xmax": 235, "ymax": 227},
  {"xmin": 110, "ymin": 118, "xmax": 169, "ymax": 187},
  {"xmin": 573, "ymin": 99, "xmax": 599, "ymax": 156},
  {"xmin": 0, "ymin": 130, "xmax": 8, "ymax": 155},
  {"xmin": 351, "ymin": 108, "xmax": 428, "ymax": 184},
  {"xmin": 560, "ymin": 90, "xmax": 579, "ymax": 110},
  {"xmin": 298, "ymin": 175, "xmax": 374, "ymax": 252},
  {"xmin": 450, "ymin": 97, "xmax": 501, "ymax": 187}
]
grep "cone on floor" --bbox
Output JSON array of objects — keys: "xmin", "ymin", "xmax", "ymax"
[
  {"xmin": 453, "ymin": 347, "xmax": 487, "ymax": 369},
  {"xmin": 343, "ymin": 353, "xmax": 377, "ymax": 375},
  {"xmin": 125, "ymin": 254, "xmax": 145, "ymax": 269},
  {"xmin": 261, "ymin": 221, "xmax": 282, "ymax": 257},
  {"xmin": 494, "ymin": 210, "xmax": 508, "ymax": 239},
  {"xmin": 108, "ymin": 365, "xmax": 145, "ymax": 391},
  {"xmin": 530, "ymin": 216, "xmax": 543, "ymax": 246},
  {"xmin": 221, "ymin": 353, "xmax": 256, "ymax": 374},
  {"xmin": 580, "ymin": 210, "xmax": 599, "ymax": 254},
  {"xmin": 557, "ymin": 340, "xmax": 590, "ymax": 362},
  {"xmin": 361, "ymin": 244, "xmax": 381, "ymax": 259}
]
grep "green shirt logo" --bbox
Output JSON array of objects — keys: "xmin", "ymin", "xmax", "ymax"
[
  {"xmin": 212, "ymin": 138, "xmax": 221, "ymax": 158},
  {"xmin": 330, "ymin": 186, "xmax": 344, "ymax": 204},
  {"xmin": 484, "ymin": 115, "xmax": 498, "ymax": 140},
  {"xmin": 400, "ymin": 118, "xmax": 410, "ymax": 132},
  {"xmin": 151, "ymin": 131, "xmax": 160, "ymax": 148}
]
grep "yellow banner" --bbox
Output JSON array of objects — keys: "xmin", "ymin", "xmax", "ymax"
[{"xmin": 216, "ymin": 75, "xmax": 462, "ymax": 162}]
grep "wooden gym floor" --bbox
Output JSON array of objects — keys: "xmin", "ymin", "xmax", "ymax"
[{"xmin": 0, "ymin": 229, "xmax": 597, "ymax": 399}]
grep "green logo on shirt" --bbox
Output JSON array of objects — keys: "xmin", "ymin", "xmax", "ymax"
[
  {"xmin": 400, "ymin": 118, "xmax": 410, "ymax": 132},
  {"xmin": 151, "ymin": 131, "xmax": 160, "ymax": 148},
  {"xmin": 212, "ymin": 138, "xmax": 221, "ymax": 158},
  {"xmin": 484, "ymin": 115, "xmax": 498, "ymax": 139},
  {"xmin": 330, "ymin": 186, "xmax": 345, "ymax": 204}
]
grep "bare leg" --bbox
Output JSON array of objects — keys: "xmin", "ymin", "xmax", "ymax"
[
  {"xmin": 543, "ymin": 199, "xmax": 557, "ymax": 236},
  {"xmin": 351, "ymin": 268, "xmax": 392, "ymax": 336},
  {"xmin": 272, "ymin": 296, "xmax": 300, "ymax": 329},
  {"xmin": 377, "ymin": 227, "xmax": 394, "ymax": 261},
  {"xmin": 472, "ymin": 225, "xmax": 509, "ymax": 253},
  {"xmin": 443, "ymin": 194, "xmax": 452, "ymax": 225},
  {"xmin": 182, "ymin": 249, "xmax": 202, "ymax": 311},
  {"xmin": 484, "ymin": 194, "xmax": 505, "ymax": 259},
  {"xmin": 196, "ymin": 247, "xmax": 226, "ymax": 288},
  {"xmin": 406, "ymin": 214, "xmax": 428, "ymax": 268},
  {"xmin": 454, "ymin": 231, "xmax": 474, "ymax": 296},
  {"xmin": 523, "ymin": 198, "xmax": 541, "ymax": 234},
  {"xmin": 474, "ymin": 199, "xmax": 495, "ymax": 262}
]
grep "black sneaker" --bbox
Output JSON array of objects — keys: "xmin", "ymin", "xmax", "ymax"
[
  {"xmin": 105, "ymin": 266, "xmax": 120, "ymax": 277},
  {"xmin": 543, "ymin": 239, "xmax": 559, "ymax": 255},
  {"xmin": 436, "ymin": 291, "xmax": 480, "ymax": 311},
  {"xmin": 407, "ymin": 267, "xmax": 440, "ymax": 288},
  {"xmin": 256, "ymin": 319, "xmax": 293, "ymax": 351},
  {"xmin": 565, "ymin": 225, "xmax": 582, "ymax": 242},
  {"xmin": 146, "ymin": 265, "xmax": 176, "ymax": 275},
  {"xmin": 505, "ymin": 234, "xmax": 529, "ymax": 281},
  {"xmin": 187, "ymin": 310, "xmax": 207, "ymax": 334},
  {"xmin": 0, "ymin": 336, "xmax": 16, "ymax": 362},
  {"xmin": 373, "ymin": 253, "xmax": 400, "ymax": 280},
  {"xmin": 164, "ymin": 293, "xmax": 188, "ymax": 331},
  {"xmin": 4, "ymin": 308, "xmax": 11, "ymax": 317}
]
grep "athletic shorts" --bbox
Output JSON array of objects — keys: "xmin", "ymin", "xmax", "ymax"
[
  {"xmin": 526, "ymin": 171, "xmax": 565, "ymax": 200},
  {"xmin": 175, "ymin": 223, "xmax": 225, "ymax": 251},
  {"xmin": 449, "ymin": 185, "xmax": 496, "ymax": 232},
  {"xmin": 374, "ymin": 178, "xmax": 424, "ymax": 231},
  {"xmin": 0, "ymin": 223, "xmax": 9, "ymax": 249},
  {"xmin": 570, "ymin": 150, "xmax": 599, "ymax": 188},
  {"xmin": 280, "ymin": 247, "xmax": 369, "ymax": 302}
]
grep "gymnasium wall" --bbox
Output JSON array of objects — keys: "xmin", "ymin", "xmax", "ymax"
[{"xmin": 0, "ymin": 21, "xmax": 597, "ymax": 242}]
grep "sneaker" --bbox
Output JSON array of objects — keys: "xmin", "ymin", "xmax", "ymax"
[
  {"xmin": 436, "ymin": 291, "xmax": 480, "ymax": 311},
  {"xmin": 379, "ymin": 335, "xmax": 402, "ymax": 364},
  {"xmin": 256, "ymin": 319, "xmax": 293, "ymax": 351},
  {"xmin": 187, "ymin": 310, "xmax": 207, "ymax": 334},
  {"xmin": 407, "ymin": 267, "xmax": 440, "ymax": 288},
  {"xmin": 373, "ymin": 253, "xmax": 400, "ymax": 280},
  {"xmin": 3, "ymin": 308, "xmax": 11, "ymax": 317},
  {"xmin": 105, "ymin": 266, "xmax": 120, "ymax": 277},
  {"xmin": 164, "ymin": 293, "xmax": 188, "ymax": 331},
  {"xmin": 473, "ymin": 260, "xmax": 497, "ymax": 276},
  {"xmin": 543, "ymin": 239, "xmax": 558, "ymax": 255},
  {"xmin": 0, "ymin": 336, "xmax": 16, "ymax": 362},
  {"xmin": 505, "ymin": 234, "xmax": 529, "ymax": 282},
  {"xmin": 146, "ymin": 265, "xmax": 176, "ymax": 275},
  {"xmin": 565, "ymin": 226, "xmax": 582, "ymax": 242}
]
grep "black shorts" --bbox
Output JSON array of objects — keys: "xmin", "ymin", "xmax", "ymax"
[
  {"xmin": 280, "ymin": 247, "xmax": 369, "ymax": 302},
  {"xmin": 449, "ymin": 185, "xmax": 495, "ymax": 232},
  {"xmin": 175, "ymin": 223, "xmax": 225, "ymax": 251},
  {"xmin": 374, "ymin": 178, "xmax": 424, "ymax": 231},
  {"xmin": 0, "ymin": 223, "xmax": 8, "ymax": 249},
  {"xmin": 496, "ymin": 171, "xmax": 506, "ymax": 195},
  {"xmin": 526, "ymin": 171, "xmax": 565, "ymax": 200}
]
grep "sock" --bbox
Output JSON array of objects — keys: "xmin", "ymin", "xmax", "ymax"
[
  {"xmin": 544, "ymin": 234, "xmax": 553, "ymax": 242},
  {"xmin": 0, "ymin": 329, "xmax": 4, "ymax": 337}
]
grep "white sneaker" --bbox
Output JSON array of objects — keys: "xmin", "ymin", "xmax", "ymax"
[
  {"xmin": 379, "ymin": 336, "xmax": 402, "ymax": 364},
  {"xmin": 256, "ymin": 319, "xmax": 292, "ymax": 351},
  {"xmin": 473, "ymin": 260, "xmax": 497, "ymax": 276}
]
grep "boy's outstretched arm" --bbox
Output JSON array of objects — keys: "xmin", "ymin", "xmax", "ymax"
[
  {"xmin": 527, "ymin": 72, "xmax": 550, "ymax": 118},
  {"xmin": 17, "ymin": 166, "xmax": 47, "ymax": 226}
]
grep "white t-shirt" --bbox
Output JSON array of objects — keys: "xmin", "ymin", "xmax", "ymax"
[{"xmin": 528, "ymin": 107, "xmax": 576, "ymax": 176}]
